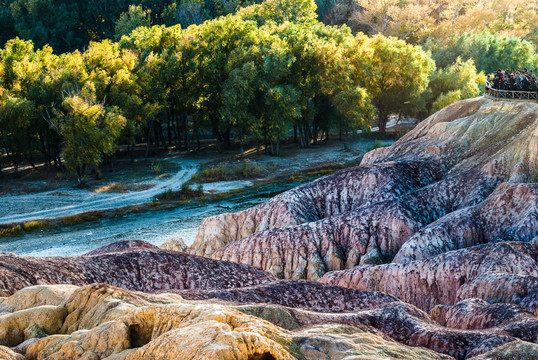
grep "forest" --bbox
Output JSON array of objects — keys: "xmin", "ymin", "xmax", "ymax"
[{"xmin": 1, "ymin": 0, "xmax": 537, "ymax": 184}]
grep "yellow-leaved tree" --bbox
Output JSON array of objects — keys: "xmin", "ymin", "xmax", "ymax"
[
  {"xmin": 56, "ymin": 90, "xmax": 125, "ymax": 186},
  {"xmin": 350, "ymin": 34, "xmax": 435, "ymax": 132}
]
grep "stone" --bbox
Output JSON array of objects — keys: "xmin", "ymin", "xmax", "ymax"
[
  {"xmin": 174, "ymin": 279, "xmax": 398, "ymax": 312},
  {"xmin": 190, "ymin": 98, "xmax": 537, "ymax": 283},
  {"xmin": 5, "ymin": 284, "xmax": 449, "ymax": 360},
  {"xmin": 0, "ymin": 346, "xmax": 24, "ymax": 360},
  {"xmin": 468, "ymin": 340, "xmax": 538, "ymax": 360},
  {"xmin": 159, "ymin": 237, "xmax": 188, "ymax": 252},
  {"xmin": 0, "ymin": 243, "xmax": 276, "ymax": 295},
  {"xmin": 320, "ymin": 242, "xmax": 538, "ymax": 313}
]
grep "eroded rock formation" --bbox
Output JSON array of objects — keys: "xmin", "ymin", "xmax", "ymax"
[
  {"xmin": 0, "ymin": 241, "xmax": 275, "ymax": 295},
  {"xmin": 2, "ymin": 283, "xmax": 537, "ymax": 359},
  {"xmin": 176, "ymin": 279, "xmax": 398, "ymax": 312},
  {"xmin": 320, "ymin": 241, "xmax": 538, "ymax": 313},
  {"xmin": 0, "ymin": 284, "xmax": 454, "ymax": 360},
  {"xmin": 191, "ymin": 98, "xmax": 537, "ymax": 282},
  {"xmin": 159, "ymin": 237, "xmax": 188, "ymax": 252}
]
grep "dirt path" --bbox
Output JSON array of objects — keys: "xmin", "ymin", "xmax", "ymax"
[
  {"xmin": 0, "ymin": 160, "xmax": 198, "ymax": 225},
  {"xmin": 0, "ymin": 135, "xmax": 398, "ymax": 227}
]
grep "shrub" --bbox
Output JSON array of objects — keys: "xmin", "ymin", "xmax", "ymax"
[
  {"xmin": 191, "ymin": 162, "xmax": 266, "ymax": 182},
  {"xmin": 0, "ymin": 224, "xmax": 22, "ymax": 237},
  {"xmin": 151, "ymin": 162, "xmax": 163, "ymax": 175},
  {"xmin": 367, "ymin": 139, "xmax": 385, "ymax": 152},
  {"xmin": 181, "ymin": 182, "xmax": 192, "ymax": 191},
  {"xmin": 23, "ymin": 220, "xmax": 47, "ymax": 232}
]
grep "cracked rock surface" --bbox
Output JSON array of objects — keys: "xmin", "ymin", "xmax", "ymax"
[{"xmin": 192, "ymin": 98, "xmax": 537, "ymax": 282}]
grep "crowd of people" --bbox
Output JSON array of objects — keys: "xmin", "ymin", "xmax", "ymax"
[{"xmin": 485, "ymin": 68, "xmax": 538, "ymax": 97}]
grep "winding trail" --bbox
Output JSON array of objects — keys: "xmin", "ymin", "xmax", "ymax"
[{"xmin": 0, "ymin": 159, "xmax": 198, "ymax": 225}]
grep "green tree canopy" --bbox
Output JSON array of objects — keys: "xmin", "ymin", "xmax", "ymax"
[
  {"xmin": 428, "ymin": 31, "xmax": 538, "ymax": 74},
  {"xmin": 351, "ymin": 34, "xmax": 435, "ymax": 132},
  {"xmin": 115, "ymin": 5, "xmax": 152, "ymax": 41},
  {"xmin": 56, "ymin": 93, "xmax": 126, "ymax": 185}
]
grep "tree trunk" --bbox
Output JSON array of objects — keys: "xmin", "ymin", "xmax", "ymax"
[
  {"xmin": 145, "ymin": 120, "xmax": 153, "ymax": 160},
  {"xmin": 39, "ymin": 131, "xmax": 50, "ymax": 166},
  {"xmin": 167, "ymin": 112, "xmax": 172, "ymax": 148},
  {"xmin": 312, "ymin": 118, "xmax": 318, "ymax": 144},
  {"xmin": 195, "ymin": 127, "xmax": 201, "ymax": 151},
  {"xmin": 224, "ymin": 129, "xmax": 231, "ymax": 149},
  {"xmin": 76, "ymin": 165, "xmax": 85, "ymax": 187},
  {"xmin": 158, "ymin": 121, "xmax": 167, "ymax": 151},
  {"xmin": 240, "ymin": 127, "xmax": 244, "ymax": 156},
  {"xmin": 378, "ymin": 111, "xmax": 389, "ymax": 134},
  {"xmin": 183, "ymin": 112, "xmax": 189, "ymax": 152}
]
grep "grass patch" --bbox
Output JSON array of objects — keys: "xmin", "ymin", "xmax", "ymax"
[
  {"xmin": 23, "ymin": 220, "xmax": 47, "ymax": 231},
  {"xmin": 155, "ymin": 184, "xmax": 205, "ymax": 201},
  {"xmin": 284, "ymin": 164, "xmax": 346, "ymax": 183},
  {"xmin": 57, "ymin": 211, "xmax": 107, "ymax": 227},
  {"xmin": 0, "ymin": 224, "xmax": 22, "ymax": 238},
  {"xmin": 151, "ymin": 162, "xmax": 163, "ymax": 175},
  {"xmin": 367, "ymin": 139, "xmax": 386, "ymax": 152},
  {"xmin": 93, "ymin": 182, "xmax": 153, "ymax": 193},
  {"xmin": 191, "ymin": 162, "xmax": 266, "ymax": 183}
]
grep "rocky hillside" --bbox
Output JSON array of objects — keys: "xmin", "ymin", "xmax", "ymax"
[
  {"xmin": 191, "ymin": 97, "xmax": 537, "ymax": 281},
  {"xmin": 2, "ymin": 282, "xmax": 537, "ymax": 360},
  {"xmin": 0, "ymin": 97, "xmax": 536, "ymax": 360},
  {"xmin": 0, "ymin": 241, "xmax": 275, "ymax": 295}
]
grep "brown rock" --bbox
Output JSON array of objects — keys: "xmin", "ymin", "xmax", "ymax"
[
  {"xmin": 467, "ymin": 340, "xmax": 538, "ymax": 360},
  {"xmin": 431, "ymin": 298, "xmax": 537, "ymax": 343},
  {"xmin": 190, "ymin": 98, "xmax": 537, "ymax": 283},
  {"xmin": 175, "ymin": 279, "xmax": 398, "ymax": 312},
  {"xmin": 84, "ymin": 240, "xmax": 159, "ymax": 255},
  {"xmin": 0, "ymin": 346, "xmax": 24, "ymax": 360},
  {"xmin": 0, "ymin": 243, "xmax": 276, "ymax": 295},
  {"xmin": 159, "ymin": 237, "xmax": 188, "ymax": 252},
  {"xmin": 191, "ymin": 160, "xmax": 441, "ymax": 259},
  {"xmin": 394, "ymin": 183, "xmax": 538, "ymax": 263},
  {"xmin": 320, "ymin": 242, "xmax": 538, "ymax": 313},
  {"xmin": 5, "ymin": 284, "xmax": 449, "ymax": 360}
]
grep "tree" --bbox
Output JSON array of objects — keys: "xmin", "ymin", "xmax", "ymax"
[
  {"xmin": 0, "ymin": 0, "xmax": 16, "ymax": 48},
  {"xmin": 0, "ymin": 94, "xmax": 34, "ymax": 173},
  {"xmin": 175, "ymin": 0, "xmax": 208, "ymax": 27},
  {"xmin": 56, "ymin": 93, "xmax": 126, "ymax": 186},
  {"xmin": 114, "ymin": 5, "xmax": 152, "ymax": 41},
  {"xmin": 220, "ymin": 62, "xmax": 258, "ymax": 154},
  {"xmin": 427, "ymin": 57, "xmax": 485, "ymax": 113},
  {"xmin": 429, "ymin": 31, "xmax": 538, "ymax": 74},
  {"xmin": 9, "ymin": 0, "xmax": 81, "ymax": 52},
  {"xmin": 351, "ymin": 34, "xmax": 435, "ymax": 132},
  {"xmin": 239, "ymin": 0, "xmax": 317, "ymax": 25}
]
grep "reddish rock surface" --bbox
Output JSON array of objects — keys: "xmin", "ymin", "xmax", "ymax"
[
  {"xmin": 0, "ymin": 241, "xmax": 275, "ymax": 295},
  {"xmin": 84, "ymin": 240, "xmax": 159, "ymax": 255},
  {"xmin": 190, "ymin": 98, "xmax": 537, "ymax": 283},
  {"xmin": 320, "ymin": 241, "xmax": 538, "ymax": 313},
  {"xmin": 200, "ymin": 293, "xmax": 523, "ymax": 359},
  {"xmin": 394, "ymin": 182, "xmax": 537, "ymax": 263},
  {"xmin": 176, "ymin": 279, "xmax": 398, "ymax": 312},
  {"xmin": 431, "ymin": 298, "xmax": 538, "ymax": 343},
  {"xmin": 190, "ymin": 160, "xmax": 442, "ymax": 258}
]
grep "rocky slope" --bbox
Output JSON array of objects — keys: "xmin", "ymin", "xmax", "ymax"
[
  {"xmin": 320, "ymin": 241, "xmax": 538, "ymax": 313},
  {"xmin": 0, "ymin": 241, "xmax": 275, "ymax": 295},
  {"xmin": 0, "ymin": 98, "xmax": 536, "ymax": 360},
  {"xmin": 191, "ymin": 98, "xmax": 537, "ymax": 282},
  {"xmin": 0, "ymin": 283, "xmax": 454, "ymax": 360},
  {"xmin": 1, "ymin": 283, "xmax": 537, "ymax": 359}
]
